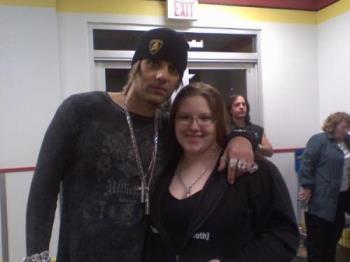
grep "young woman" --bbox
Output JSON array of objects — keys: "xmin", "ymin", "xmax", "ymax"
[{"xmin": 144, "ymin": 82, "xmax": 299, "ymax": 262}]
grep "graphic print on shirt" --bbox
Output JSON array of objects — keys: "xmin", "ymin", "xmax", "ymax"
[{"xmin": 76, "ymin": 115, "xmax": 169, "ymax": 225}]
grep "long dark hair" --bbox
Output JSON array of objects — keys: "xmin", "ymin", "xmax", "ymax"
[{"xmin": 226, "ymin": 94, "xmax": 251, "ymax": 126}]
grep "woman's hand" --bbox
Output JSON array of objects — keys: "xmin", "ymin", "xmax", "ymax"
[
  {"xmin": 299, "ymin": 187, "xmax": 312, "ymax": 202},
  {"xmin": 218, "ymin": 136, "xmax": 255, "ymax": 184}
]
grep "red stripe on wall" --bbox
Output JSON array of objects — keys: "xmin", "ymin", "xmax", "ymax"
[
  {"xmin": 273, "ymin": 148, "xmax": 304, "ymax": 154},
  {"xmin": 0, "ymin": 148, "xmax": 304, "ymax": 174},
  {"xmin": 199, "ymin": 0, "xmax": 338, "ymax": 11},
  {"xmin": 0, "ymin": 167, "xmax": 35, "ymax": 173}
]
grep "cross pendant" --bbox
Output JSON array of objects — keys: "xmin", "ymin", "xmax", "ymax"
[
  {"xmin": 138, "ymin": 180, "xmax": 146, "ymax": 203},
  {"xmin": 138, "ymin": 181, "xmax": 150, "ymax": 215},
  {"xmin": 145, "ymin": 186, "xmax": 150, "ymax": 215}
]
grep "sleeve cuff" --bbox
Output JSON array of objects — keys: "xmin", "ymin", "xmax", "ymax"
[{"xmin": 23, "ymin": 251, "xmax": 51, "ymax": 262}]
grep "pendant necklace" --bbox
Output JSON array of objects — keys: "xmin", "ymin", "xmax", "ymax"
[
  {"xmin": 124, "ymin": 103, "xmax": 159, "ymax": 215},
  {"xmin": 177, "ymin": 167, "xmax": 209, "ymax": 198}
]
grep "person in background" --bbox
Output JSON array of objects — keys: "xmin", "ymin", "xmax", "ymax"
[
  {"xmin": 145, "ymin": 82, "xmax": 299, "ymax": 262},
  {"xmin": 227, "ymin": 94, "xmax": 274, "ymax": 157},
  {"xmin": 299, "ymin": 112, "xmax": 350, "ymax": 262},
  {"xmin": 24, "ymin": 28, "xmax": 255, "ymax": 262}
]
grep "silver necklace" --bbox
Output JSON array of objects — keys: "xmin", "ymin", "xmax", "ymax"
[
  {"xmin": 177, "ymin": 168, "xmax": 209, "ymax": 198},
  {"xmin": 124, "ymin": 104, "xmax": 159, "ymax": 215}
]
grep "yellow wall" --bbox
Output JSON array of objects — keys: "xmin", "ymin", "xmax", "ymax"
[
  {"xmin": 0, "ymin": 0, "xmax": 55, "ymax": 7},
  {"xmin": 317, "ymin": 0, "xmax": 350, "ymax": 23},
  {"xmin": 0, "ymin": 0, "xmax": 350, "ymax": 24},
  {"xmin": 54, "ymin": 0, "xmax": 316, "ymax": 24}
]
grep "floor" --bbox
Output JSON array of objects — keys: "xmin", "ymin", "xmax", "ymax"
[{"xmin": 292, "ymin": 244, "xmax": 350, "ymax": 262}]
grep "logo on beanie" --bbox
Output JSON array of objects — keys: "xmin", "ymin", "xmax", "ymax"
[{"xmin": 149, "ymin": 39, "xmax": 163, "ymax": 55}]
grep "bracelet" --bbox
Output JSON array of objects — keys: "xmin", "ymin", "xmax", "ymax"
[
  {"xmin": 227, "ymin": 129, "xmax": 258, "ymax": 151},
  {"xmin": 23, "ymin": 251, "xmax": 51, "ymax": 262}
]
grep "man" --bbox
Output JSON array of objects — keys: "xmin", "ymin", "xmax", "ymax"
[
  {"xmin": 228, "ymin": 94, "xmax": 274, "ymax": 157},
  {"xmin": 25, "ymin": 28, "xmax": 254, "ymax": 262}
]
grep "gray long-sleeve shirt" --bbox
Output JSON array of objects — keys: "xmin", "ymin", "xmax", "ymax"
[{"xmin": 26, "ymin": 91, "xmax": 172, "ymax": 262}]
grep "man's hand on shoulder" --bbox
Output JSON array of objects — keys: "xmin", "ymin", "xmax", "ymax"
[{"xmin": 218, "ymin": 136, "xmax": 257, "ymax": 184}]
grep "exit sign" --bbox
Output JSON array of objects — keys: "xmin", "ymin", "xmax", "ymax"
[{"xmin": 167, "ymin": 0, "xmax": 198, "ymax": 20}]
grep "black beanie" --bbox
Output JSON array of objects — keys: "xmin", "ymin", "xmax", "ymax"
[{"xmin": 132, "ymin": 28, "xmax": 189, "ymax": 76}]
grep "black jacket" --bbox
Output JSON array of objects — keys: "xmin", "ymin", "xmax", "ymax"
[{"xmin": 144, "ymin": 158, "xmax": 299, "ymax": 262}]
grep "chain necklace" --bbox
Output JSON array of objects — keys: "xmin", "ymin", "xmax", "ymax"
[
  {"xmin": 124, "ymin": 104, "xmax": 159, "ymax": 215},
  {"xmin": 177, "ymin": 167, "xmax": 209, "ymax": 198}
]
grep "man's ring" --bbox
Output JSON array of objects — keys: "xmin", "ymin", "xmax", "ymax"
[
  {"xmin": 237, "ymin": 160, "xmax": 247, "ymax": 170},
  {"xmin": 229, "ymin": 158, "xmax": 238, "ymax": 168},
  {"xmin": 248, "ymin": 163, "xmax": 259, "ymax": 173}
]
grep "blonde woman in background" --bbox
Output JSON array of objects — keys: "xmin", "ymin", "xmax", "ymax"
[{"xmin": 299, "ymin": 112, "xmax": 350, "ymax": 262}]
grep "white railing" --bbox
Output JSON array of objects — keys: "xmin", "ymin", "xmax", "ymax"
[{"xmin": 0, "ymin": 167, "xmax": 35, "ymax": 262}]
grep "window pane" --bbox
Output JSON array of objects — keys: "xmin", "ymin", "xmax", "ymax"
[
  {"xmin": 189, "ymin": 69, "xmax": 247, "ymax": 99},
  {"xmin": 105, "ymin": 69, "xmax": 129, "ymax": 92},
  {"xmin": 184, "ymin": 32, "xmax": 256, "ymax": 52},
  {"xmin": 93, "ymin": 29, "xmax": 256, "ymax": 53},
  {"xmin": 93, "ymin": 30, "xmax": 143, "ymax": 50}
]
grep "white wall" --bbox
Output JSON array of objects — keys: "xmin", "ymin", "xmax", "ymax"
[
  {"xmin": 260, "ymin": 23, "xmax": 320, "ymax": 148},
  {"xmin": 318, "ymin": 11, "xmax": 350, "ymax": 124},
  {"xmin": 58, "ymin": 14, "xmax": 92, "ymax": 97},
  {"xmin": 0, "ymin": 6, "xmax": 62, "ymax": 167},
  {"xmin": 0, "ymin": 5, "xmax": 62, "ymax": 261}
]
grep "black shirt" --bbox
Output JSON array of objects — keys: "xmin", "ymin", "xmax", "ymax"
[{"xmin": 161, "ymin": 189, "xmax": 202, "ymax": 252}]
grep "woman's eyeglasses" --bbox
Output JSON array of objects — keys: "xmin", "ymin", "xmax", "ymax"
[{"xmin": 175, "ymin": 113, "xmax": 215, "ymax": 127}]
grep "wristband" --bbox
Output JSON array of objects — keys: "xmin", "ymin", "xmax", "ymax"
[{"xmin": 227, "ymin": 128, "xmax": 258, "ymax": 151}]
